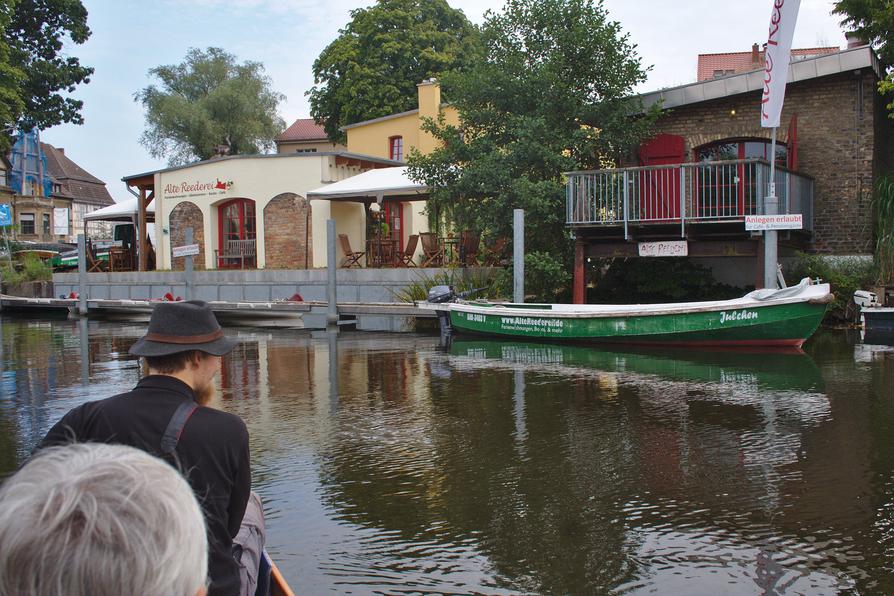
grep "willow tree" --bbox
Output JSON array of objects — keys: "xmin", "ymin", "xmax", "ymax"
[
  {"xmin": 408, "ymin": 0, "xmax": 657, "ymax": 300},
  {"xmin": 136, "ymin": 47, "xmax": 285, "ymax": 165}
]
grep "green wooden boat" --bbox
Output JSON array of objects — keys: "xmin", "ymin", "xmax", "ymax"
[{"xmin": 424, "ymin": 278, "xmax": 832, "ymax": 348}]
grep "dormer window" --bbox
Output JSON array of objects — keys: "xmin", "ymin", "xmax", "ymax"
[{"xmin": 389, "ymin": 136, "xmax": 404, "ymax": 161}]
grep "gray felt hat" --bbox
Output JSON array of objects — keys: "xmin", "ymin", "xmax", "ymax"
[{"xmin": 129, "ymin": 300, "xmax": 237, "ymax": 357}]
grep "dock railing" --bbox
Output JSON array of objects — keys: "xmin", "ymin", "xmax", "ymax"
[{"xmin": 566, "ymin": 159, "xmax": 814, "ymax": 238}]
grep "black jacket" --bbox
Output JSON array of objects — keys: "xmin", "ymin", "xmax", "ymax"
[{"xmin": 40, "ymin": 375, "xmax": 251, "ymax": 596}]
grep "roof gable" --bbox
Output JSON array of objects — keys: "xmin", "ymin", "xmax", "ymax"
[{"xmin": 275, "ymin": 118, "xmax": 328, "ymax": 142}]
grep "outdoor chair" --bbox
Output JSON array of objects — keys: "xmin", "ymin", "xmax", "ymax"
[
  {"xmin": 396, "ymin": 234, "xmax": 419, "ymax": 267},
  {"xmin": 338, "ymin": 234, "xmax": 364, "ymax": 268},
  {"xmin": 483, "ymin": 236, "xmax": 509, "ymax": 267},
  {"xmin": 460, "ymin": 230, "xmax": 480, "ymax": 267},
  {"xmin": 86, "ymin": 240, "xmax": 107, "ymax": 272},
  {"xmin": 419, "ymin": 232, "xmax": 444, "ymax": 267}
]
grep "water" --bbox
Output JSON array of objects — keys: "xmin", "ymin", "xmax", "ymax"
[{"xmin": 1, "ymin": 315, "xmax": 893, "ymax": 595}]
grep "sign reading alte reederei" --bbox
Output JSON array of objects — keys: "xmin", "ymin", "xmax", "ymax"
[{"xmin": 163, "ymin": 178, "xmax": 233, "ymax": 200}]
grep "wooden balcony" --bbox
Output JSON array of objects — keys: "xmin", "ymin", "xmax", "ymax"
[{"xmin": 566, "ymin": 159, "xmax": 813, "ymax": 239}]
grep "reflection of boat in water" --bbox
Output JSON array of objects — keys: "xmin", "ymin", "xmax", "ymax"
[{"xmin": 449, "ymin": 339, "xmax": 825, "ymax": 393}]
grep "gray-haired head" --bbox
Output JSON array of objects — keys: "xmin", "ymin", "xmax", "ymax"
[{"xmin": 0, "ymin": 443, "xmax": 208, "ymax": 596}]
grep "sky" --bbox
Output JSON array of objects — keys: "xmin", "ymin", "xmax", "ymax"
[{"xmin": 41, "ymin": 0, "xmax": 850, "ymax": 203}]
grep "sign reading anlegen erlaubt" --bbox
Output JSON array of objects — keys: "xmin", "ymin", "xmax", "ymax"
[{"xmin": 745, "ymin": 214, "xmax": 803, "ymax": 231}]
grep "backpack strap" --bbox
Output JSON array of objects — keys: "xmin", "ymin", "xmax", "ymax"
[{"xmin": 160, "ymin": 400, "xmax": 199, "ymax": 455}]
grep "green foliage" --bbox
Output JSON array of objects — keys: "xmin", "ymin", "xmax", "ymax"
[
  {"xmin": 789, "ymin": 253, "xmax": 877, "ymax": 320},
  {"xmin": 2, "ymin": 0, "xmax": 92, "ymax": 139},
  {"xmin": 833, "ymin": 0, "xmax": 894, "ymax": 116},
  {"xmin": 408, "ymin": 0, "xmax": 658, "ymax": 300},
  {"xmin": 875, "ymin": 176, "xmax": 894, "ymax": 283},
  {"xmin": 523, "ymin": 251, "xmax": 571, "ymax": 302},
  {"xmin": 307, "ymin": 0, "xmax": 482, "ymax": 143},
  {"xmin": 1, "ymin": 252, "xmax": 52, "ymax": 284},
  {"xmin": 589, "ymin": 258, "xmax": 745, "ymax": 304},
  {"xmin": 136, "ymin": 47, "xmax": 286, "ymax": 165},
  {"xmin": 392, "ymin": 268, "xmax": 506, "ymax": 303}
]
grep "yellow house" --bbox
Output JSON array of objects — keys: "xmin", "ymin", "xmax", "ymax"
[{"xmin": 339, "ymin": 79, "xmax": 458, "ymax": 263}]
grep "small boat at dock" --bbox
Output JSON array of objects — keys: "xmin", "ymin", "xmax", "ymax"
[{"xmin": 421, "ymin": 278, "xmax": 832, "ymax": 348}]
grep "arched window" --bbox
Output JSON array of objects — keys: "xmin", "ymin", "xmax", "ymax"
[
  {"xmin": 389, "ymin": 136, "xmax": 404, "ymax": 161},
  {"xmin": 217, "ymin": 198, "xmax": 256, "ymax": 269}
]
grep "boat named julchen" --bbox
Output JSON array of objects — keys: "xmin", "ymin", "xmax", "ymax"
[{"xmin": 420, "ymin": 278, "xmax": 833, "ymax": 348}]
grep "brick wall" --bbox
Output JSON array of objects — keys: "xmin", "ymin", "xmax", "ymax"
[
  {"xmin": 169, "ymin": 202, "xmax": 205, "ymax": 270},
  {"xmin": 263, "ymin": 193, "xmax": 312, "ymax": 268},
  {"xmin": 650, "ymin": 70, "xmax": 877, "ymax": 254}
]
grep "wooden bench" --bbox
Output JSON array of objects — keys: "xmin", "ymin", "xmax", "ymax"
[{"xmin": 215, "ymin": 239, "xmax": 256, "ymax": 269}]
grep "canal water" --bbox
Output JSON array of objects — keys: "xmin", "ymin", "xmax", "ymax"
[{"xmin": 1, "ymin": 315, "xmax": 893, "ymax": 595}]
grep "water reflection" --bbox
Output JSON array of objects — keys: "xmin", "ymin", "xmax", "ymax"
[{"xmin": 1, "ymin": 317, "xmax": 893, "ymax": 594}]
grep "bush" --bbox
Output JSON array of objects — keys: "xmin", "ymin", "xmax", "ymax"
[
  {"xmin": 875, "ymin": 176, "xmax": 894, "ymax": 283},
  {"xmin": 392, "ymin": 268, "xmax": 506, "ymax": 303},
  {"xmin": 788, "ymin": 253, "xmax": 877, "ymax": 321},
  {"xmin": 1, "ymin": 253, "xmax": 53, "ymax": 285}
]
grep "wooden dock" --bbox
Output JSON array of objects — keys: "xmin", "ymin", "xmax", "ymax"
[{"xmin": 0, "ymin": 295, "xmax": 435, "ymax": 330}]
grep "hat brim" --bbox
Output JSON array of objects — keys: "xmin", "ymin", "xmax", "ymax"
[{"xmin": 129, "ymin": 335, "xmax": 238, "ymax": 357}]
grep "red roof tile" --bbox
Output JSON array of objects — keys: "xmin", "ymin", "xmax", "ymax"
[
  {"xmin": 275, "ymin": 118, "xmax": 328, "ymax": 142},
  {"xmin": 697, "ymin": 46, "xmax": 840, "ymax": 81}
]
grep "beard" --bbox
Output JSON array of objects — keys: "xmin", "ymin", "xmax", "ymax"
[{"xmin": 194, "ymin": 381, "xmax": 216, "ymax": 407}]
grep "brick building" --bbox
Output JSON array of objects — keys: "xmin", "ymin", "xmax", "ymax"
[
  {"xmin": 123, "ymin": 152, "xmax": 397, "ymax": 271},
  {"xmin": 567, "ymin": 44, "xmax": 892, "ymax": 299}
]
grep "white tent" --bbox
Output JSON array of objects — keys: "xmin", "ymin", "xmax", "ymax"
[
  {"xmin": 306, "ymin": 166, "xmax": 428, "ymax": 201},
  {"xmin": 84, "ymin": 197, "xmax": 156, "ymax": 222}
]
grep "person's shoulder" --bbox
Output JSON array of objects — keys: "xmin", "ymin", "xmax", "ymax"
[{"xmin": 194, "ymin": 407, "xmax": 247, "ymax": 435}]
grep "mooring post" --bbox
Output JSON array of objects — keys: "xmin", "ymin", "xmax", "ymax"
[
  {"xmin": 326, "ymin": 219, "xmax": 337, "ymax": 326},
  {"xmin": 77, "ymin": 233, "xmax": 87, "ymax": 316},
  {"xmin": 184, "ymin": 227, "xmax": 194, "ymax": 301},
  {"xmin": 513, "ymin": 209, "xmax": 524, "ymax": 303}
]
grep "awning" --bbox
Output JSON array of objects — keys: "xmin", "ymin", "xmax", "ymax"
[
  {"xmin": 306, "ymin": 166, "xmax": 428, "ymax": 202},
  {"xmin": 84, "ymin": 197, "xmax": 156, "ymax": 222}
]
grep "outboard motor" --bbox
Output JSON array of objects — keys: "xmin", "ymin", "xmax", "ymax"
[{"xmin": 427, "ymin": 285, "xmax": 456, "ymax": 303}]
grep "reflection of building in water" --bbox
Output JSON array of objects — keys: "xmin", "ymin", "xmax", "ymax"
[{"xmin": 221, "ymin": 341, "xmax": 260, "ymax": 400}]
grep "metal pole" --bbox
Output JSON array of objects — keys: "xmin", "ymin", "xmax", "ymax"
[
  {"xmin": 513, "ymin": 209, "xmax": 524, "ymax": 303},
  {"xmin": 764, "ymin": 127, "xmax": 779, "ymax": 290},
  {"xmin": 184, "ymin": 227, "xmax": 194, "ymax": 301},
  {"xmin": 77, "ymin": 233, "xmax": 87, "ymax": 315},
  {"xmin": 326, "ymin": 219, "xmax": 337, "ymax": 326}
]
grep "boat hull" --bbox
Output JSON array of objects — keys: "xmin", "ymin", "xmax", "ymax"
[{"xmin": 448, "ymin": 298, "xmax": 828, "ymax": 348}]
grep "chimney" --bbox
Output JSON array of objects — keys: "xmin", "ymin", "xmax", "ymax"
[
  {"xmin": 845, "ymin": 31, "xmax": 865, "ymax": 49},
  {"xmin": 751, "ymin": 43, "xmax": 760, "ymax": 66},
  {"xmin": 417, "ymin": 78, "xmax": 441, "ymax": 155}
]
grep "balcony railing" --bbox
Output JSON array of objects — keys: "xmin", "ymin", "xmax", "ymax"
[{"xmin": 566, "ymin": 159, "xmax": 813, "ymax": 238}]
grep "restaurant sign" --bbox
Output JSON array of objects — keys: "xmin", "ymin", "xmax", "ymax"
[
  {"xmin": 638, "ymin": 241, "xmax": 688, "ymax": 257},
  {"xmin": 163, "ymin": 178, "xmax": 233, "ymax": 200}
]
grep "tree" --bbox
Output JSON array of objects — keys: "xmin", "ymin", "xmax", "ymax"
[
  {"xmin": 833, "ymin": 0, "xmax": 894, "ymax": 116},
  {"xmin": 0, "ymin": 0, "xmax": 25, "ymax": 140},
  {"xmin": 136, "ymin": 47, "xmax": 285, "ymax": 165},
  {"xmin": 407, "ymin": 0, "xmax": 656, "ymax": 300},
  {"xmin": 4, "ymin": 0, "xmax": 93, "ymax": 131},
  {"xmin": 307, "ymin": 0, "xmax": 481, "ymax": 143}
]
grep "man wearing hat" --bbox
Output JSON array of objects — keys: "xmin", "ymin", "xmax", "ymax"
[{"xmin": 40, "ymin": 301, "xmax": 250, "ymax": 596}]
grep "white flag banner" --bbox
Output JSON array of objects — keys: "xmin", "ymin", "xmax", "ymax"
[
  {"xmin": 53, "ymin": 208, "xmax": 70, "ymax": 235},
  {"xmin": 760, "ymin": 0, "xmax": 801, "ymax": 128}
]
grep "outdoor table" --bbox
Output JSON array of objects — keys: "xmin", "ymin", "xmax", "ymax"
[
  {"xmin": 366, "ymin": 238, "xmax": 398, "ymax": 267},
  {"xmin": 440, "ymin": 236, "xmax": 461, "ymax": 265}
]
